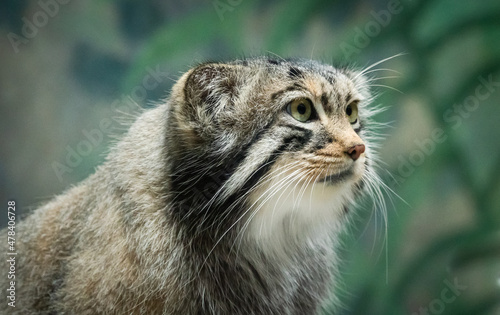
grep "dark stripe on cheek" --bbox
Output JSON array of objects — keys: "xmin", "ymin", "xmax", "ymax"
[
  {"xmin": 307, "ymin": 140, "xmax": 326, "ymax": 152},
  {"xmin": 280, "ymin": 130, "xmax": 313, "ymax": 151},
  {"xmin": 276, "ymin": 122, "xmax": 309, "ymax": 133},
  {"xmin": 242, "ymin": 129, "xmax": 312, "ymax": 191}
]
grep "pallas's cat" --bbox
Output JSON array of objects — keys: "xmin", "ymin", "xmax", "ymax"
[{"xmin": 1, "ymin": 57, "xmax": 386, "ymax": 314}]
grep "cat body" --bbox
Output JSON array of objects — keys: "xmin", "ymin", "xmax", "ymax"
[{"xmin": 1, "ymin": 57, "xmax": 381, "ymax": 314}]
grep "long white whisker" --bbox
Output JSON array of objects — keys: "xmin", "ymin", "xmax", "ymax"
[
  {"xmin": 366, "ymin": 84, "xmax": 404, "ymax": 94},
  {"xmin": 354, "ymin": 53, "xmax": 406, "ymax": 80},
  {"xmin": 361, "ymin": 68, "xmax": 402, "ymax": 76}
]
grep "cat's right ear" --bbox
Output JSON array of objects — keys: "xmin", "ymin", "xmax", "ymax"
[
  {"xmin": 181, "ymin": 63, "xmax": 242, "ymax": 118},
  {"xmin": 168, "ymin": 63, "xmax": 243, "ymax": 148}
]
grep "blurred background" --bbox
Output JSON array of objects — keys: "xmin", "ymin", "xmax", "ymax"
[{"xmin": 1, "ymin": 0, "xmax": 499, "ymax": 314}]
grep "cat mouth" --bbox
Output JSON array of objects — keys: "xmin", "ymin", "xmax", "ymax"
[{"xmin": 317, "ymin": 168, "xmax": 354, "ymax": 184}]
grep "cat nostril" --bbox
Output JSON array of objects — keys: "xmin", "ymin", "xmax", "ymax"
[{"xmin": 347, "ymin": 144, "xmax": 365, "ymax": 161}]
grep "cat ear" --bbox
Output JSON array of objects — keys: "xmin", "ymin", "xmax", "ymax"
[{"xmin": 183, "ymin": 63, "xmax": 241, "ymax": 114}]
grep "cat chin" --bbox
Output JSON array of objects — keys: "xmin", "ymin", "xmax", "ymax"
[
  {"xmin": 319, "ymin": 155, "xmax": 366, "ymax": 185},
  {"xmin": 243, "ymin": 157, "xmax": 365, "ymax": 254}
]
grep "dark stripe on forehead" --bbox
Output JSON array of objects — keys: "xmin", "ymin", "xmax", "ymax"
[
  {"xmin": 335, "ymin": 92, "xmax": 343, "ymax": 106},
  {"xmin": 288, "ymin": 66, "xmax": 303, "ymax": 79},
  {"xmin": 267, "ymin": 58, "xmax": 279, "ymax": 65},
  {"xmin": 345, "ymin": 92, "xmax": 353, "ymax": 104},
  {"xmin": 323, "ymin": 73, "xmax": 336, "ymax": 85},
  {"xmin": 321, "ymin": 93, "xmax": 328, "ymax": 107}
]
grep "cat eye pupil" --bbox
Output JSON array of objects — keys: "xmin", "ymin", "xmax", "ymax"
[
  {"xmin": 297, "ymin": 104, "xmax": 306, "ymax": 115},
  {"xmin": 346, "ymin": 105, "xmax": 352, "ymax": 116}
]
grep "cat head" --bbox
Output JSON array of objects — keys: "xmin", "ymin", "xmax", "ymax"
[{"xmin": 167, "ymin": 57, "xmax": 382, "ymax": 247}]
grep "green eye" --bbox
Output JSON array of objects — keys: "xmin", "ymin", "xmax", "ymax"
[
  {"xmin": 346, "ymin": 102, "xmax": 358, "ymax": 124},
  {"xmin": 287, "ymin": 98, "xmax": 313, "ymax": 122}
]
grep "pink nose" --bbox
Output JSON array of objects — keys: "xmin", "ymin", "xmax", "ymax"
[{"xmin": 347, "ymin": 144, "xmax": 365, "ymax": 161}]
